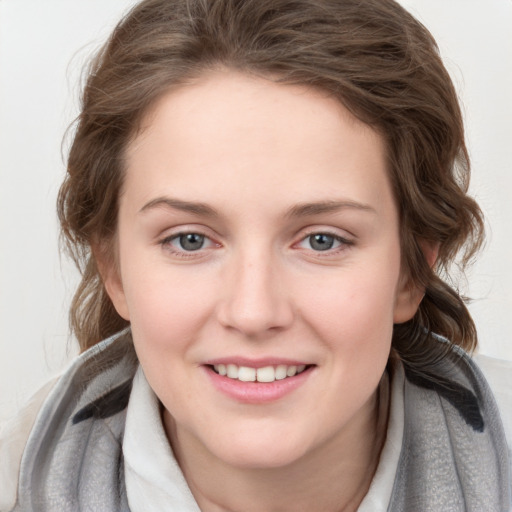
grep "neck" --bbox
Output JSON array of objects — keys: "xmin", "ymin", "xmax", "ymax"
[{"xmin": 166, "ymin": 372, "xmax": 390, "ymax": 512}]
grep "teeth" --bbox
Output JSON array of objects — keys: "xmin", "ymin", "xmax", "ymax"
[
  {"xmin": 275, "ymin": 365, "xmax": 287, "ymax": 380},
  {"xmin": 213, "ymin": 363, "xmax": 308, "ymax": 382},
  {"xmin": 286, "ymin": 365, "xmax": 297, "ymax": 377},
  {"xmin": 256, "ymin": 366, "xmax": 275, "ymax": 383},
  {"xmin": 227, "ymin": 364, "xmax": 238, "ymax": 379},
  {"xmin": 238, "ymin": 366, "xmax": 256, "ymax": 382}
]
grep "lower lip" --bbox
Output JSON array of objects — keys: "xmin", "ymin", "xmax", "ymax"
[{"xmin": 203, "ymin": 366, "xmax": 314, "ymax": 404}]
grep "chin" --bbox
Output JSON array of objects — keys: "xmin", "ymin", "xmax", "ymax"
[{"xmin": 206, "ymin": 427, "xmax": 311, "ymax": 470}]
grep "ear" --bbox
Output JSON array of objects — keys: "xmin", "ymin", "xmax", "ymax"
[
  {"xmin": 93, "ymin": 241, "xmax": 131, "ymax": 321},
  {"xmin": 393, "ymin": 240, "xmax": 439, "ymax": 324},
  {"xmin": 419, "ymin": 239, "xmax": 439, "ymax": 269}
]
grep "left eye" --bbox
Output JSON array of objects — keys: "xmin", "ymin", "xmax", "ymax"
[
  {"xmin": 166, "ymin": 233, "xmax": 210, "ymax": 252},
  {"xmin": 299, "ymin": 233, "xmax": 345, "ymax": 252}
]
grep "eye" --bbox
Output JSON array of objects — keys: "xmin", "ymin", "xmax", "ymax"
[
  {"xmin": 161, "ymin": 232, "xmax": 216, "ymax": 254},
  {"xmin": 298, "ymin": 232, "xmax": 352, "ymax": 252},
  {"xmin": 175, "ymin": 233, "xmax": 206, "ymax": 251},
  {"xmin": 307, "ymin": 233, "xmax": 337, "ymax": 251}
]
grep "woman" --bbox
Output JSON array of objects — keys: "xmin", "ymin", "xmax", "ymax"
[{"xmin": 1, "ymin": 0, "xmax": 510, "ymax": 510}]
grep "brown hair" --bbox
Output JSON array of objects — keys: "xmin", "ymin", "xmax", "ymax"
[{"xmin": 58, "ymin": 0, "xmax": 484, "ymax": 368}]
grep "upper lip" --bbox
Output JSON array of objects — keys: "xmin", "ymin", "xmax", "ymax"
[{"xmin": 203, "ymin": 357, "xmax": 313, "ymax": 368}]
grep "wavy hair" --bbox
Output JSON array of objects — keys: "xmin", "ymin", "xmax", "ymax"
[{"xmin": 58, "ymin": 0, "xmax": 484, "ymax": 368}]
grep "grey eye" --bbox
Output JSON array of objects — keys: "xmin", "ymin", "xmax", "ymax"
[
  {"xmin": 308, "ymin": 234, "xmax": 336, "ymax": 251},
  {"xmin": 178, "ymin": 233, "xmax": 205, "ymax": 251}
]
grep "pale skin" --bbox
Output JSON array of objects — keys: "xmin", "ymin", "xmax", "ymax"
[{"xmin": 101, "ymin": 70, "xmax": 427, "ymax": 511}]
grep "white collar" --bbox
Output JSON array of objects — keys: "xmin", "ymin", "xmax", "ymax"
[
  {"xmin": 123, "ymin": 366, "xmax": 201, "ymax": 512},
  {"xmin": 357, "ymin": 363, "xmax": 404, "ymax": 511}
]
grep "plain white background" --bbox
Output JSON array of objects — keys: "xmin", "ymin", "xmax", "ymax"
[{"xmin": 1, "ymin": 0, "xmax": 511, "ymax": 424}]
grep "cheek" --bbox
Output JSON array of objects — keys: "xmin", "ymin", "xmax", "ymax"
[
  {"xmin": 125, "ymin": 269, "xmax": 214, "ymax": 344},
  {"xmin": 119, "ymin": 260, "xmax": 233, "ymax": 392},
  {"xmin": 298, "ymin": 260, "xmax": 399, "ymax": 353},
  {"xmin": 123, "ymin": 268, "xmax": 214, "ymax": 401}
]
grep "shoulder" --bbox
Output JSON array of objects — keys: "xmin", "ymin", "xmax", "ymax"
[
  {"xmin": 0, "ymin": 328, "xmax": 136, "ymax": 511},
  {"xmin": 0, "ymin": 378, "xmax": 57, "ymax": 512},
  {"xmin": 471, "ymin": 352, "xmax": 512, "ymax": 498},
  {"xmin": 472, "ymin": 353, "xmax": 512, "ymax": 444},
  {"xmin": 392, "ymin": 347, "xmax": 511, "ymax": 510}
]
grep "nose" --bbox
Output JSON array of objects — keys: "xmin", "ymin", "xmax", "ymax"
[{"xmin": 217, "ymin": 249, "xmax": 294, "ymax": 337}]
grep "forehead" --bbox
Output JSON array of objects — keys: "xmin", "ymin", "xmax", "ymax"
[{"xmin": 123, "ymin": 71, "xmax": 394, "ymax": 220}]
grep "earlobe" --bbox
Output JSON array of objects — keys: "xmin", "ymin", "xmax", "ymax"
[
  {"xmin": 393, "ymin": 278, "xmax": 424, "ymax": 324},
  {"xmin": 103, "ymin": 270, "xmax": 131, "ymax": 321},
  {"xmin": 93, "ymin": 242, "xmax": 131, "ymax": 321},
  {"xmin": 420, "ymin": 239, "xmax": 440, "ymax": 270},
  {"xmin": 393, "ymin": 239, "xmax": 439, "ymax": 324}
]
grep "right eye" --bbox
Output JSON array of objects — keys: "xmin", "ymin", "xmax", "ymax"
[
  {"xmin": 171, "ymin": 233, "xmax": 207, "ymax": 251},
  {"xmin": 304, "ymin": 233, "xmax": 340, "ymax": 251},
  {"xmin": 160, "ymin": 232, "xmax": 217, "ymax": 256}
]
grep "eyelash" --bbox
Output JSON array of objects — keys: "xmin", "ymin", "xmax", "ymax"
[
  {"xmin": 159, "ymin": 232, "xmax": 218, "ymax": 259},
  {"xmin": 297, "ymin": 231, "xmax": 354, "ymax": 255},
  {"xmin": 158, "ymin": 230, "xmax": 354, "ymax": 258}
]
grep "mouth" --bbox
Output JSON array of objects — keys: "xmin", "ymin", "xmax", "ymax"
[
  {"xmin": 203, "ymin": 359, "xmax": 316, "ymax": 403},
  {"xmin": 208, "ymin": 363, "xmax": 312, "ymax": 383}
]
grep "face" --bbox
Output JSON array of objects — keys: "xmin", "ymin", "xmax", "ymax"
[{"xmin": 105, "ymin": 71, "xmax": 421, "ymax": 470}]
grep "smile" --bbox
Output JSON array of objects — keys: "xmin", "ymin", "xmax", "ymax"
[
  {"xmin": 212, "ymin": 364, "xmax": 308, "ymax": 383},
  {"xmin": 205, "ymin": 362, "xmax": 314, "ymax": 403}
]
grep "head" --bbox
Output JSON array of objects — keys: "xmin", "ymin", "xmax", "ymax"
[{"xmin": 58, "ymin": 0, "xmax": 483, "ymax": 368}]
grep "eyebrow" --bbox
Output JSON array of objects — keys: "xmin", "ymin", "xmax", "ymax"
[
  {"xmin": 285, "ymin": 200, "xmax": 376, "ymax": 218},
  {"xmin": 139, "ymin": 197, "xmax": 219, "ymax": 217},
  {"xmin": 139, "ymin": 197, "xmax": 376, "ymax": 218}
]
